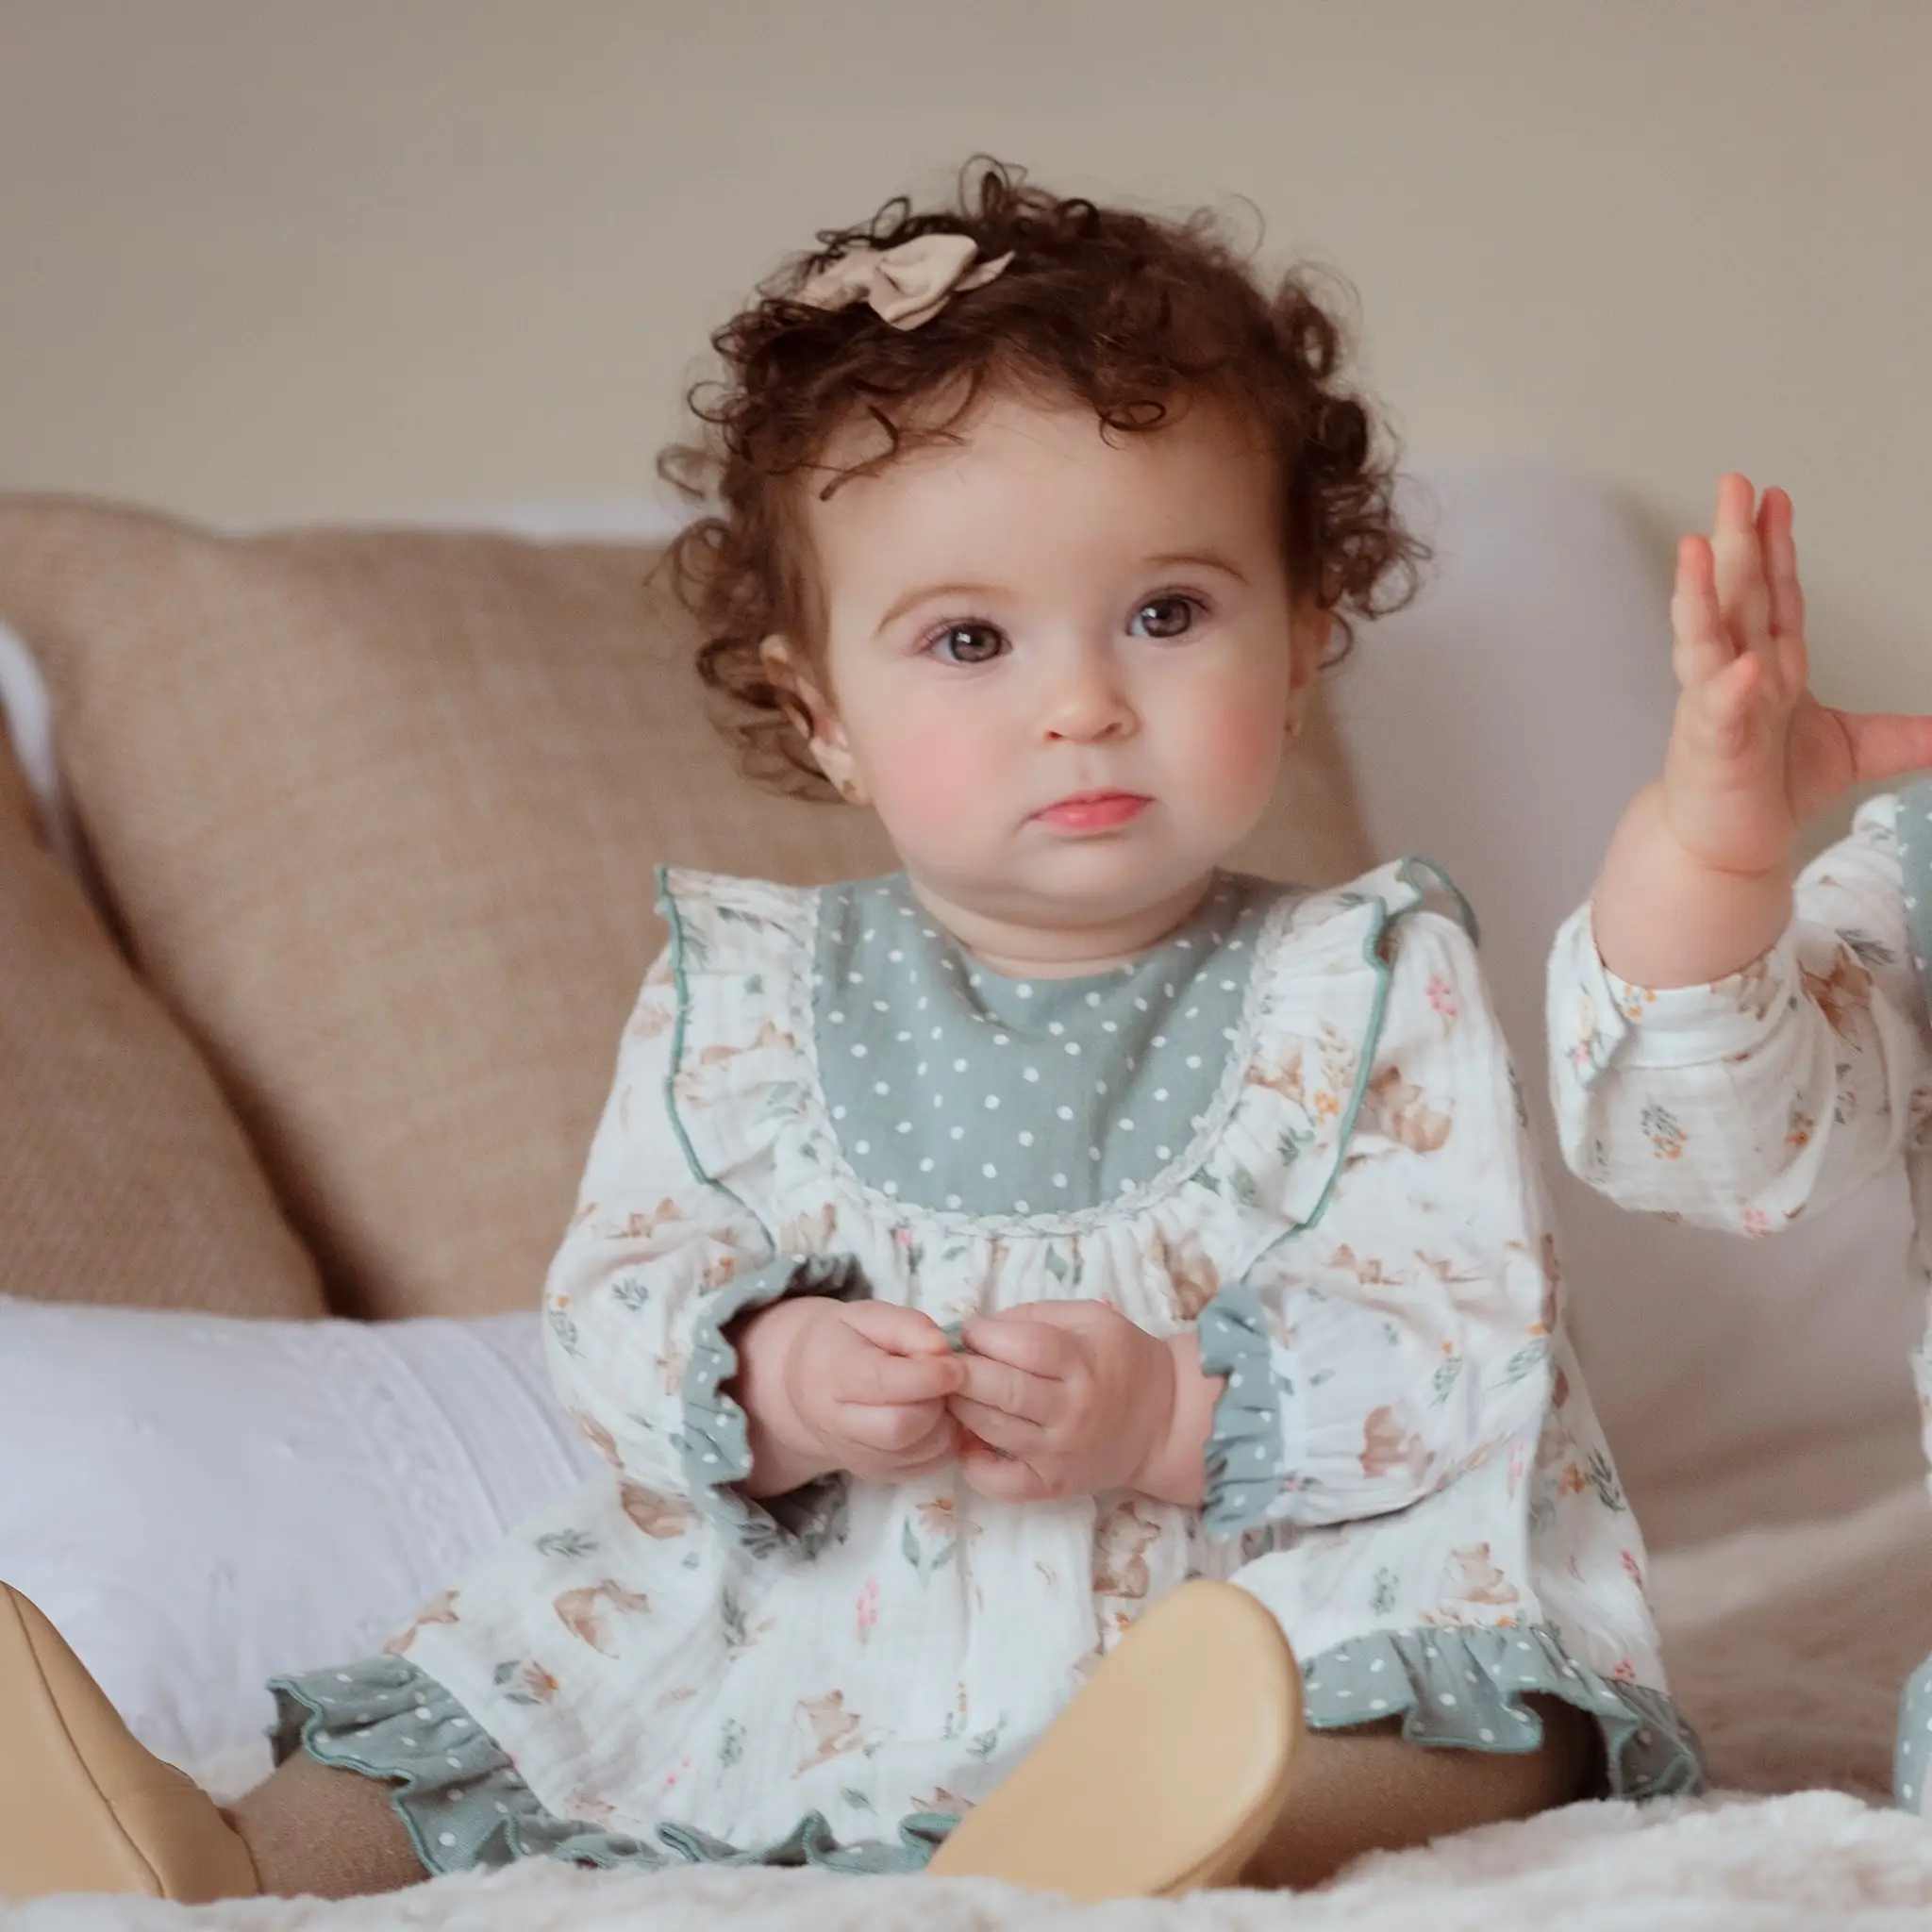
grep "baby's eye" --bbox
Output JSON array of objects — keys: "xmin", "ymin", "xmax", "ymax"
[
  {"xmin": 928, "ymin": 622, "xmax": 1008, "ymax": 666},
  {"xmin": 1130, "ymin": 595, "xmax": 1200, "ymax": 641}
]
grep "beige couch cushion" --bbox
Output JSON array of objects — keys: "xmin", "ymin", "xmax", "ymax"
[
  {"xmin": 0, "ymin": 724, "xmax": 325, "ymax": 1316},
  {"xmin": 0, "ymin": 495, "xmax": 1368, "ymax": 1322}
]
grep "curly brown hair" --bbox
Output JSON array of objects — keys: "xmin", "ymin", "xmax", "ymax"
[{"xmin": 659, "ymin": 159, "xmax": 1425, "ymax": 799}]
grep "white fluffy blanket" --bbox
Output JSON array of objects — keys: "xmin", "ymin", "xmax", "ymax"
[{"xmin": 13, "ymin": 1482, "xmax": 1932, "ymax": 1931}]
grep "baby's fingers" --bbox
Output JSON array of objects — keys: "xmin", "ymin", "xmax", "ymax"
[
  {"xmin": 1758, "ymin": 488, "xmax": 1806, "ymax": 649},
  {"xmin": 1671, "ymin": 536, "xmax": 1733, "ymax": 692},
  {"xmin": 837, "ymin": 1399, "xmax": 951, "ymax": 1456},
  {"xmin": 1839, "ymin": 710, "xmax": 1932, "ymax": 787},
  {"xmin": 828, "ymin": 1343, "xmax": 960, "ymax": 1407},
  {"xmin": 955, "ymin": 1352, "xmax": 1057, "ymax": 1423},
  {"xmin": 841, "ymin": 1301, "xmax": 953, "ymax": 1358},
  {"xmin": 1710, "ymin": 473, "xmax": 1773, "ymax": 656},
  {"xmin": 947, "ymin": 1394, "xmax": 1045, "ymax": 1453}
]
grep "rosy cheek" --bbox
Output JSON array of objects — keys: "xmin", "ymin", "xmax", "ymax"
[
  {"xmin": 1179, "ymin": 687, "xmax": 1286, "ymax": 823},
  {"xmin": 855, "ymin": 693, "xmax": 1004, "ymax": 846}
]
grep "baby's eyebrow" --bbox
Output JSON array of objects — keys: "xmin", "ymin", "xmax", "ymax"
[
  {"xmin": 1143, "ymin": 550, "xmax": 1249, "ymax": 583},
  {"xmin": 874, "ymin": 581, "xmax": 1004, "ymax": 636}
]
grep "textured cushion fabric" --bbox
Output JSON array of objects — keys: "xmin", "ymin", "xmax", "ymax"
[
  {"xmin": 0, "ymin": 1296, "xmax": 600, "ymax": 1773},
  {"xmin": 0, "ymin": 730, "xmax": 325, "ymax": 1317},
  {"xmin": 0, "ymin": 494, "xmax": 1368, "ymax": 1322}
]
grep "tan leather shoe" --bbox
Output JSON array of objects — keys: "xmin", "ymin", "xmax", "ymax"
[
  {"xmin": 0, "ymin": 1585, "xmax": 258, "ymax": 1901},
  {"xmin": 924, "ymin": 1579, "xmax": 1302, "ymax": 1900}
]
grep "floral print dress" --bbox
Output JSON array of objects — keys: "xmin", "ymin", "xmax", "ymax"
[
  {"xmin": 271, "ymin": 859, "xmax": 1696, "ymax": 1878},
  {"xmin": 1548, "ymin": 785, "xmax": 1932, "ymax": 1808}
]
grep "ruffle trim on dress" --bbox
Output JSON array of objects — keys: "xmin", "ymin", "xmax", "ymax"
[
  {"xmin": 1300, "ymin": 1623, "xmax": 1704, "ymax": 1800},
  {"xmin": 270, "ymin": 1656, "xmax": 954, "ymax": 1877},
  {"xmin": 1195, "ymin": 1280, "xmax": 1280, "ymax": 1535},
  {"xmin": 676, "ymin": 1251, "xmax": 868, "ymax": 1557}
]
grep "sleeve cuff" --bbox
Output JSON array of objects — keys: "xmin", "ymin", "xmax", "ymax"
[
  {"xmin": 1197, "ymin": 1282, "xmax": 1287, "ymax": 1536},
  {"xmin": 1557, "ymin": 905, "xmax": 1801, "ymax": 1084},
  {"xmin": 677, "ymin": 1252, "xmax": 869, "ymax": 1556}
]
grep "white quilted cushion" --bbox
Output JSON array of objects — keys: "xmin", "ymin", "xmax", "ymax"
[{"xmin": 0, "ymin": 1298, "xmax": 599, "ymax": 1773}]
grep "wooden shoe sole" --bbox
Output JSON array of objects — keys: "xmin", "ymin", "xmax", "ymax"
[
  {"xmin": 924, "ymin": 1579, "xmax": 1302, "ymax": 1900},
  {"xmin": 0, "ymin": 1585, "xmax": 255, "ymax": 1901}
]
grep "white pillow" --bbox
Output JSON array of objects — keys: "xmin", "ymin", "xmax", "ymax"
[{"xmin": 0, "ymin": 1298, "xmax": 600, "ymax": 1775}]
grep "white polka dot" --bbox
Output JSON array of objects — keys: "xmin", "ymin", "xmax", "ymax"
[
  {"xmin": 1015, "ymin": 1199, "xmax": 1029, "ymax": 1212},
  {"xmin": 833, "ymin": 1104, "xmax": 848, "ymax": 1120},
  {"xmin": 852, "ymin": 1043, "xmax": 868, "ymax": 1058},
  {"xmin": 1222, "ymin": 1026, "xmax": 1237, "ymax": 1041},
  {"xmin": 933, "ymin": 1094, "xmax": 943, "ymax": 1108},
  {"xmin": 946, "ymin": 1193, "xmax": 962, "ymax": 1208},
  {"xmin": 1024, "ymin": 1067, "xmax": 1041, "ymax": 1082},
  {"xmin": 932, "ymin": 1026, "xmax": 943, "ymax": 1040},
  {"xmin": 1221, "ymin": 979, "xmax": 1237, "ymax": 991},
  {"xmin": 884, "ymin": 1179, "xmax": 900, "ymax": 1196},
  {"xmin": 1186, "ymin": 1055, "xmax": 1202, "ymax": 1068},
  {"xmin": 896, "ymin": 1120, "xmax": 911, "ymax": 1134},
  {"xmin": 415, "ymin": 1705, "xmax": 434, "ymax": 1721},
  {"xmin": 1156, "ymin": 1144, "xmax": 1171, "ymax": 1158},
  {"xmin": 1090, "ymin": 1146, "xmax": 1102, "ymax": 1161},
  {"xmin": 495, "ymin": 1801, "xmax": 510, "ymax": 1815},
  {"xmin": 830, "ymin": 1010, "xmax": 845, "ymax": 1024},
  {"xmin": 1154, "ymin": 1088, "xmax": 1169, "ymax": 1101},
  {"xmin": 985, "ymin": 1094, "xmax": 1000, "ymax": 1109},
  {"xmin": 863, "ymin": 927, "xmax": 875, "ymax": 941},
  {"xmin": 336, "ymin": 1672, "xmax": 353, "ymax": 1683},
  {"xmin": 993, "ymin": 1032, "xmax": 1010, "ymax": 1045},
  {"xmin": 983, "ymin": 1162, "xmax": 998, "ymax": 1178},
  {"xmin": 1053, "ymin": 1174, "xmax": 1068, "ymax": 1188},
  {"xmin": 1049, "ymin": 1021, "xmax": 1065, "ymax": 1035},
  {"xmin": 1120, "ymin": 1118, "xmax": 1134, "ymax": 1131},
  {"xmin": 1118, "ymin": 1176, "xmax": 1133, "ymax": 1191},
  {"xmin": 918, "ymin": 997, "xmax": 929, "ymax": 1010},
  {"xmin": 924, "ymin": 927, "xmax": 938, "ymax": 938},
  {"xmin": 874, "ymin": 999, "xmax": 889, "ymax": 1013},
  {"xmin": 1016, "ymin": 984, "xmax": 1033, "ymax": 998},
  {"xmin": 1441, "ymin": 1694, "xmax": 1457, "ymax": 1707},
  {"xmin": 1176, "ymin": 940, "xmax": 1192, "ymax": 951},
  {"xmin": 1086, "ymin": 991, "xmax": 1101, "ymax": 1007},
  {"xmin": 1102, "ymin": 1020, "xmax": 1118, "ymax": 1032},
  {"xmin": 848, "ymin": 971, "xmax": 863, "ymax": 984},
  {"xmin": 1478, "ymin": 1728, "xmax": 1495, "ymax": 1743},
  {"xmin": 1153, "ymin": 1034, "xmax": 1167, "ymax": 1047},
  {"xmin": 440, "ymin": 1831, "xmax": 458, "ymax": 1847},
  {"xmin": 920, "ymin": 1157, "xmax": 936, "ymax": 1172},
  {"xmin": 1229, "ymin": 1373, "xmax": 1241, "ymax": 1388},
  {"xmin": 896, "ymin": 1029, "xmax": 912, "ymax": 1042},
  {"xmin": 889, "ymin": 949, "xmax": 904, "ymax": 962},
  {"xmin": 1369, "ymin": 1658, "xmax": 1384, "ymax": 1673},
  {"xmin": 1065, "ymin": 1041, "xmax": 1081, "ymax": 1056},
  {"xmin": 1019, "ymin": 1130, "xmax": 1035, "ymax": 1146},
  {"xmin": 874, "ymin": 1080, "xmax": 891, "ymax": 1095},
  {"xmin": 1134, "ymin": 996, "xmax": 1148, "ymax": 1010},
  {"xmin": 1186, "ymin": 1006, "xmax": 1199, "ymax": 1019},
  {"xmin": 447, "ymin": 1753, "xmax": 463, "ymax": 1767},
  {"xmin": 400, "ymin": 1736, "xmax": 418, "ymax": 1748},
  {"xmin": 1058, "ymin": 1105, "xmax": 1074, "ymax": 1120},
  {"xmin": 954, "ymin": 1058, "xmax": 969, "ymax": 1072},
  {"xmin": 1370, "ymin": 1698, "xmax": 1388, "ymax": 1710},
  {"xmin": 950, "ymin": 1125, "xmax": 965, "ymax": 1141}
]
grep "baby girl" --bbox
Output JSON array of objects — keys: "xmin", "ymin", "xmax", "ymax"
[{"xmin": 2, "ymin": 161, "xmax": 1695, "ymax": 1907}]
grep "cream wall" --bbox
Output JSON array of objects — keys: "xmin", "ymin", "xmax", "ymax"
[{"xmin": 2, "ymin": 0, "xmax": 1928, "ymax": 710}]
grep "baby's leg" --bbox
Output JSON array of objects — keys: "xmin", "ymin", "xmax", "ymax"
[
  {"xmin": 1243, "ymin": 1695, "xmax": 1596, "ymax": 1890},
  {"xmin": 225, "ymin": 1755, "xmax": 425, "ymax": 1900}
]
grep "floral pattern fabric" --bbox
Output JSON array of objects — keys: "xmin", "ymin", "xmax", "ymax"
[{"xmin": 344, "ymin": 860, "xmax": 1693, "ymax": 1872}]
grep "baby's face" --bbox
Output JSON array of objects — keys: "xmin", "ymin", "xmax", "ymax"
[{"xmin": 791, "ymin": 389, "xmax": 1322, "ymax": 958}]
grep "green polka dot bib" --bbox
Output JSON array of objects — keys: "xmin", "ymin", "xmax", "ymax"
[{"xmin": 811, "ymin": 873, "xmax": 1274, "ymax": 1216}]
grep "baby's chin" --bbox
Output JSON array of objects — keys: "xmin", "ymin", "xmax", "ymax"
[{"xmin": 903, "ymin": 835, "xmax": 1227, "ymax": 936}]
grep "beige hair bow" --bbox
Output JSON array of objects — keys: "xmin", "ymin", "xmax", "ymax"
[{"xmin": 795, "ymin": 233, "xmax": 1013, "ymax": 331}]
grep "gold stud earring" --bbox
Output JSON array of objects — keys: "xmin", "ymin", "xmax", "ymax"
[{"xmin": 1285, "ymin": 714, "xmax": 1306, "ymax": 742}]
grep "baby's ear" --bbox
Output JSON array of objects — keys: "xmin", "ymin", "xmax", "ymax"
[
  {"xmin": 1283, "ymin": 604, "xmax": 1333, "ymax": 738},
  {"xmin": 759, "ymin": 636, "xmax": 867, "ymax": 804}
]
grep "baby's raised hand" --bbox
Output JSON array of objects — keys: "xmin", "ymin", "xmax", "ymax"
[
  {"xmin": 1663, "ymin": 474, "xmax": 1932, "ymax": 875},
  {"xmin": 948, "ymin": 1302, "xmax": 1175, "ymax": 1504},
  {"xmin": 734, "ymin": 1297, "xmax": 964, "ymax": 1496}
]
